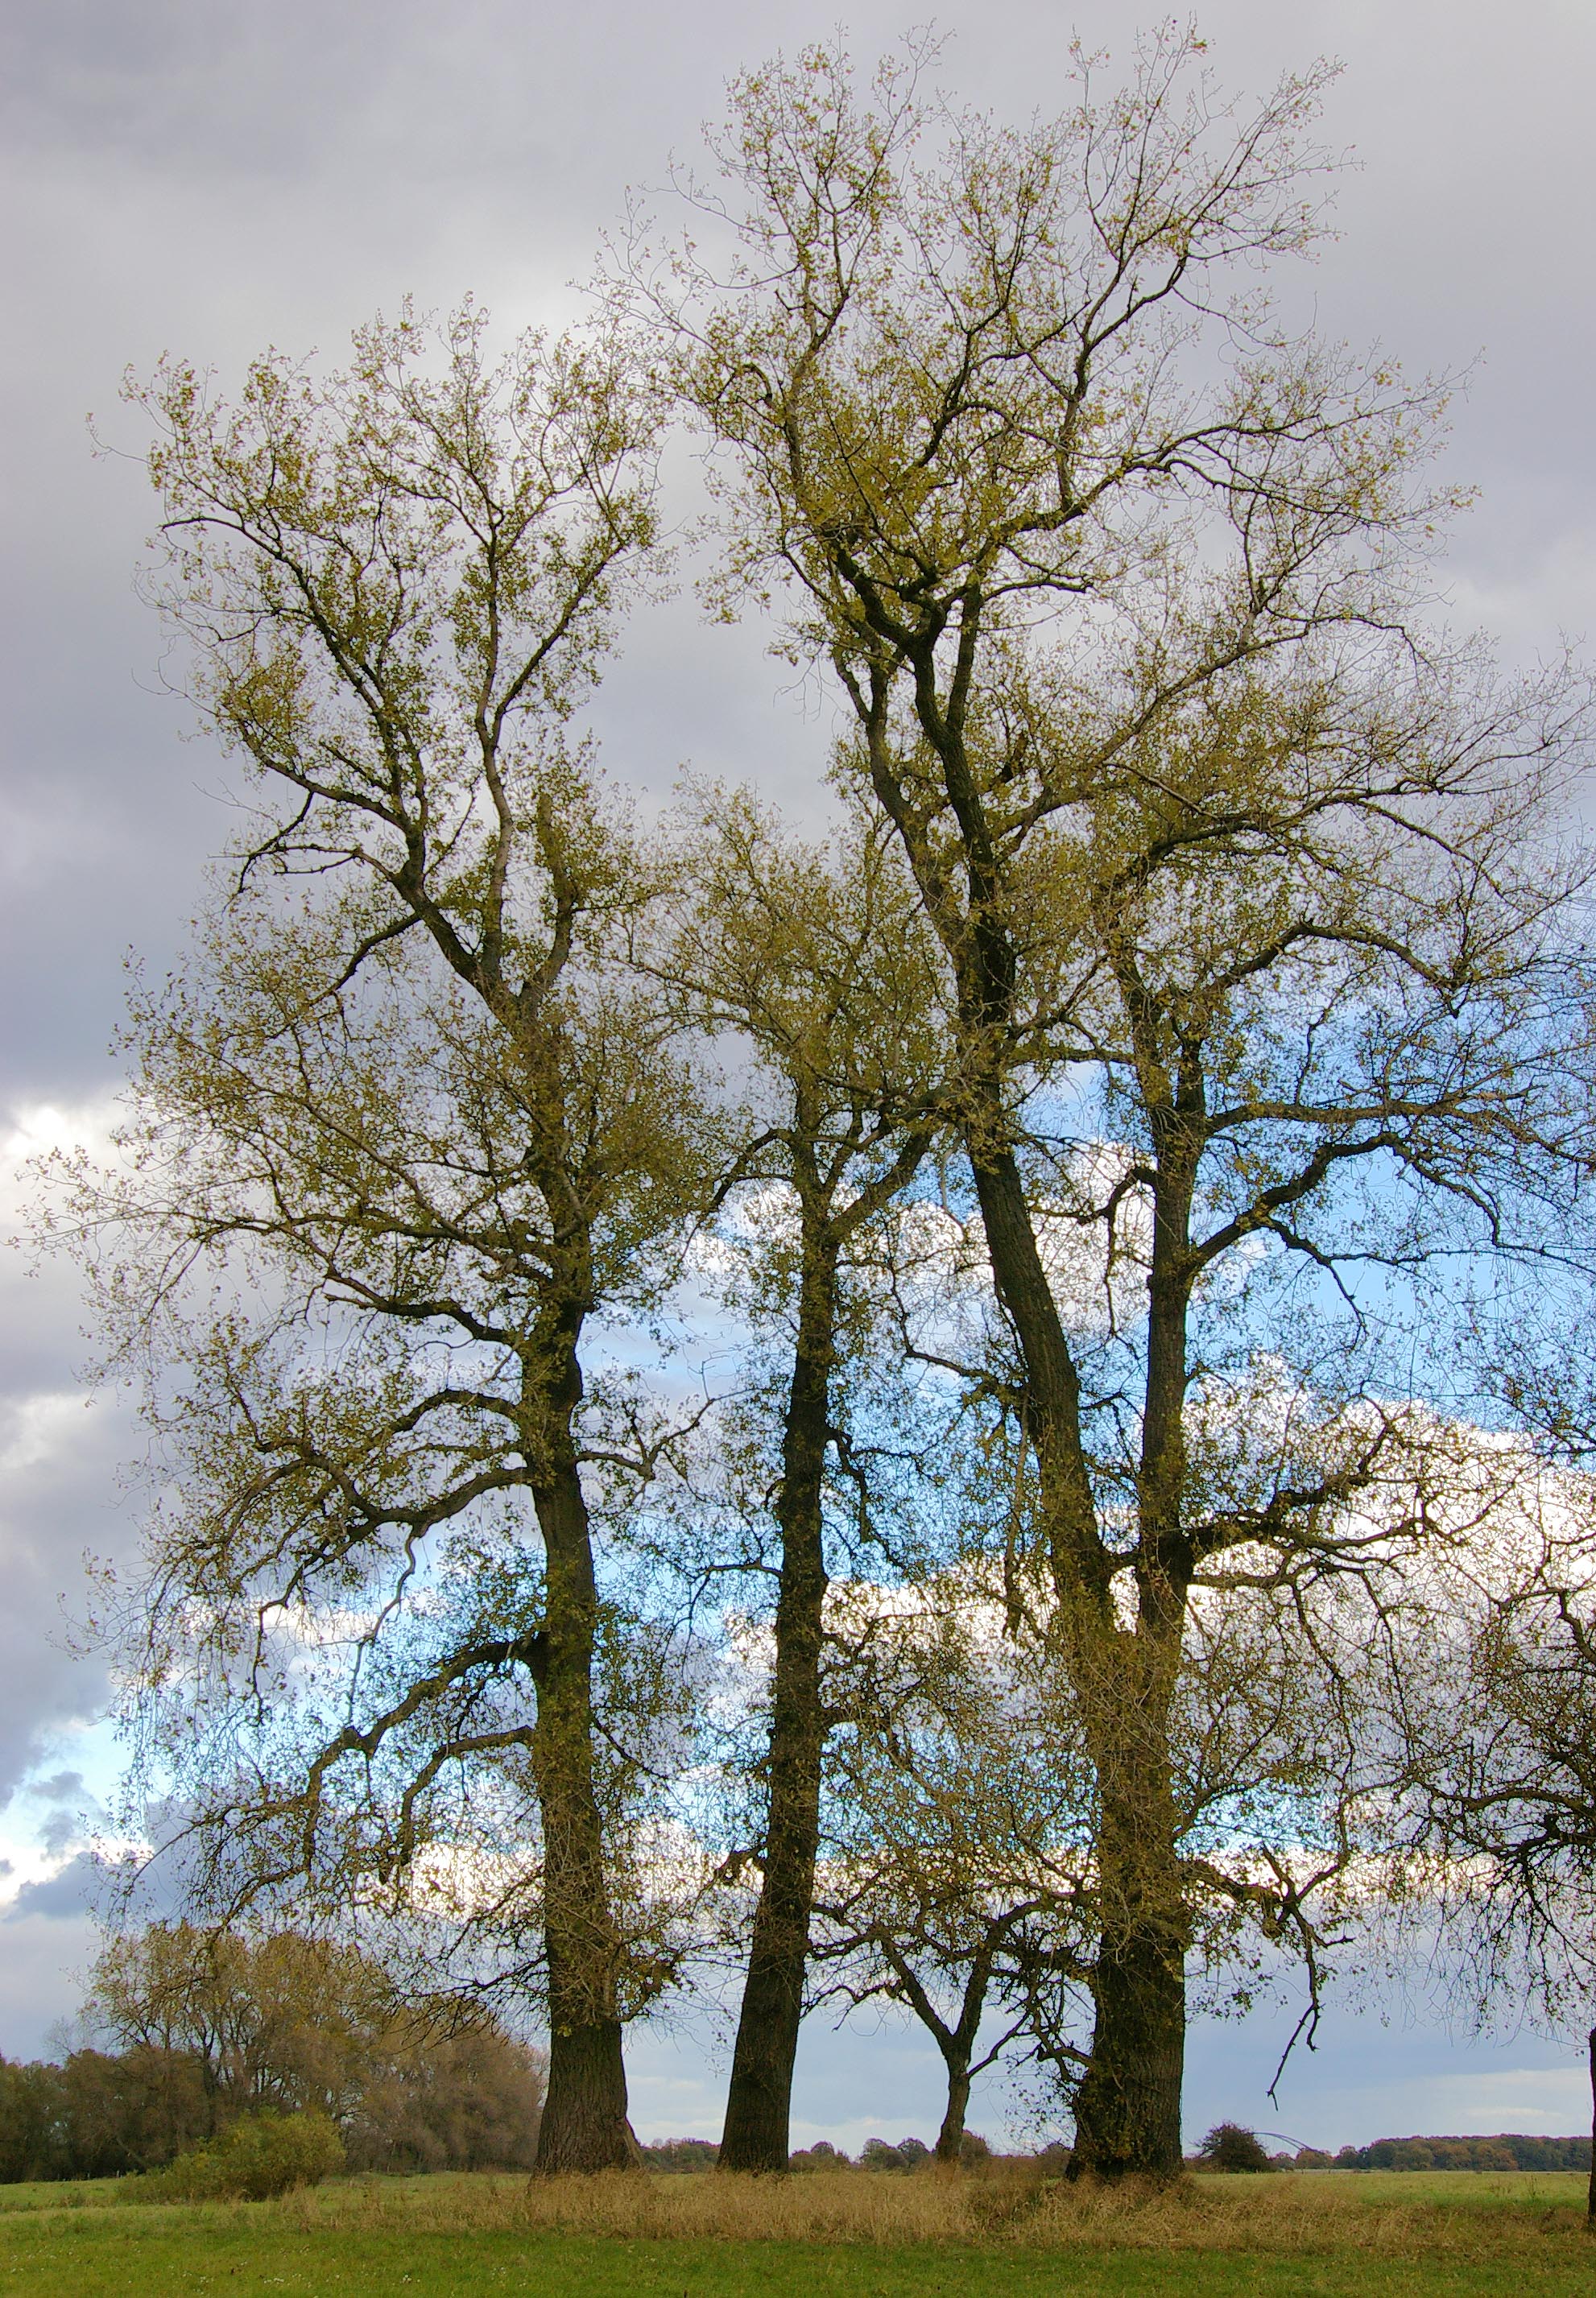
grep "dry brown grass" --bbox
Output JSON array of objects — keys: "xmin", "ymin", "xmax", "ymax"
[{"xmin": 273, "ymin": 2162, "xmax": 1590, "ymax": 2261}]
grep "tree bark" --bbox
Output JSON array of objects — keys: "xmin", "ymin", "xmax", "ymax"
[
  {"xmin": 1068, "ymin": 1855, "xmax": 1187, "ymax": 2180},
  {"xmin": 529, "ymin": 1322, "xmax": 639, "ymax": 2175},
  {"xmin": 1586, "ymin": 2025, "xmax": 1595, "ymax": 2226},
  {"xmin": 935, "ymin": 2060, "xmax": 973, "ymax": 2162},
  {"xmin": 719, "ymin": 1227, "xmax": 839, "ymax": 2173},
  {"xmin": 536, "ymin": 2011, "xmax": 638, "ymax": 2173}
]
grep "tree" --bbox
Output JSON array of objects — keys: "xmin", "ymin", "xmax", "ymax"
[
  {"xmin": 1198, "ymin": 2122, "xmax": 1273, "ymax": 2172},
  {"xmin": 87, "ymin": 1922, "xmax": 548, "ymax": 2172},
  {"xmin": 1378, "ymin": 1403, "xmax": 1596, "ymax": 2224},
  {"xmin": 643, "ymin": 29, "xmax": 1596, "ymax": 2176},
  {"xmin": 813, "ymin": 1452, "xmax": 1423, "ymax": 2163},
  {"xmin": 91, "ymin": 1924, "xmax": 399, "ymax": 2125},
  {"xmin": 80, "ymin": 304, "xmax": 706, "ymax": 2171},
  {"xmin": 58, "ymin": 2047, "xmax": 215, "ymax": 2176},
  {"xmin": 813, "ymin": 1565, "xmax": 1094, "ymax": 2162},
  {"xmin": 339, "ymin": 2026, "xmax": 548, "ymax": 2172},
  {"xmin": 659, "ymin": 794, "xmax": 945, "ymax": 2170}
]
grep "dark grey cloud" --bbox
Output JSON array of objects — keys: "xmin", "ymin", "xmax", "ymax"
[
  {"xmin": 28, "ymin": 1774, "xmax": 85, "ymax": 1804},
  {"xmin": 2, "ymin": 1850, "xmax": 101, "ymax": 1925}
]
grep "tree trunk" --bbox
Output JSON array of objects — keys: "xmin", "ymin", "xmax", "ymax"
[
  {"xmin": 965, "ymin": 1142, "xmax": 1191, "ymax": 2176},
  {"xmin": 529, "ymin": 1331, "xmax": 639, "ymax": 2176},
  {"xmin": 1068, "ymin": 1773, "xmax": 1187, "ymax": 2183},
  {"xmin": 536, "ymin": 2011, "xmax": 638, "ymax": 2172},
  {"xmin": 879, "ymin": 714, "xmax": 1200, "ymax": 2182},
  {"xmin": 935, "ymin": 2060, "xmax": 973, "ymax": 2162},
  {"xmin": 1586, "ymin": 2025, "xmax": 1595, "ymax": 2226},
  {"xmin": 719, "ymin": 1227, "xmax": 838, "ymax": 2173},
  {"xmin": 1069, "ymin": 1928, "xmax": 1186, "ymax": 2180},
  {"xmin": 962, "ymin": 1076, "xmax": 1198, "ymax": 2188},
  {"xmin": 1066, "ymin": 1135, "xmax": 1197, "ymax": 2186}
]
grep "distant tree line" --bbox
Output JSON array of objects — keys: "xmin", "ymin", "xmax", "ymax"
[
  {"xmin": 1327, "ymin": 2135, "xmax": 1592, "ymax": 2172},
  {"xmin": 589, "ymin": 2128, "xmax": 1596, "ymax": 2177},
  {"xmin": 643, "ymin": 2133, "xmax": 992, "ymax": 2172},
  {"xmin": 0, "ymin": 1925, "xmax": 543, "ymax": 2184}
]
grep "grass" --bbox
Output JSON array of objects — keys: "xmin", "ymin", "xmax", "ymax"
[{"xmin": 0, "ymin": 2165, "xmax": 1589, "ymax": 2296}]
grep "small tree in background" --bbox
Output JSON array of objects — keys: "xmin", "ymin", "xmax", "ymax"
[{"xmin": 1198, "ymin": 2122, "xmax": 1274, "ymax": 2172}]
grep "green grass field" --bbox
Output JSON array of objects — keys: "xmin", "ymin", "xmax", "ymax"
[{"xmin": 0, "ymin": 2168, "xmax": 1587, "ymax": 2296}]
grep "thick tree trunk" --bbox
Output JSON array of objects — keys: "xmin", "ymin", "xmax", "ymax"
[
  {"xmin": 881, "ymin": 729, "xmax": 1200, "ymax": 2180},
  {"xmin": 935, "ymin": 2060, "xmax": 973, "ymax": 2162},
  {"xmin": 1067, "ymin": 1727, "xmax": 1188, "ymax": 2184},
  {"xmin": 529, "ymin": 1329, "xmax": 639, "ymax": 2176},
  {"xmin": 1068, "ymin": 1126, "xmax": 1196, "ymax": 2186},
  {"xmin": 719, "ymin": 1229, "xmax": 838, "ymax": 2173},
  {"xmin": 536, "ymin": 2011, "xmax": 637, "ymax": 2173},
  {"xmin": 1069, "ymin": 1907, "xmax": 1186, "ymax": 2180},
  {"xmin": 1052, "ymin": 1561, "xmax": 1189, "ymax": 2185}
]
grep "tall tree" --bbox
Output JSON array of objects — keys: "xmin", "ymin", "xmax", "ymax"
[
  {"xmin": 77, "ymin": 306, "xmax": 705, "ymax": 2171},
  {"xmin": 648, "ymin": 31, "xmax": 1596, "ymax": 2175},
  {"xmin": 661, "ymin": 796, "xmax": 943, "ymax": 2170}
]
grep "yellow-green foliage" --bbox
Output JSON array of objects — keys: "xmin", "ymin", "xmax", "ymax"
[{"xmin": 146, "ymin": 2109, "xmax": 344, "ymax": 2201}]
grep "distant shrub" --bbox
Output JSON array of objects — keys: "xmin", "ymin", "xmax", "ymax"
[
  {"xmin": 789, "ymin": 2140, "xmax": 850, "ymax": 2170},
  {"xmin": 860, "ymin": 2136, "xmax": 931, "ymax": 2173},
  {"xmin": 153, "ymin": 2109, "xmax": 345, "ymax": 2200},
  {"xmin": 640, "ymin": 2138, "xmax": 719, "ymax": 2174},
  {"xmin": 959, "ymin": 2131, "xmax": 992, "ymax": 2165},
  {"xmin": 1294, "ymin": 2147, "xmax": 1333, "ymax": 2168},
  {"xmin": 1197, "ymin": 2122, "xmax": 1274, "ymax": 2173}
]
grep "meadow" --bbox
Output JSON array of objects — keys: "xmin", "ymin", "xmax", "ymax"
[{"xmin": 0, "ymin": 2164, "xmax": 1588, "ymax": 2296}]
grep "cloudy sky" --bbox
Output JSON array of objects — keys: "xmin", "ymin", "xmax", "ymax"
[{"xmin": 2, "ymin": 0, "xmax": 1594, "ymax": 2150}]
